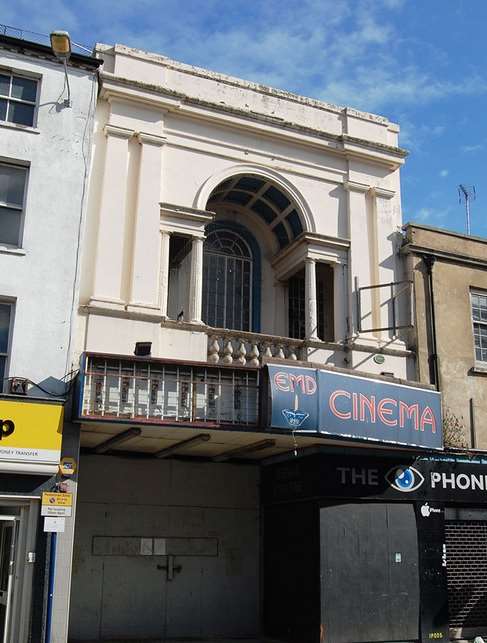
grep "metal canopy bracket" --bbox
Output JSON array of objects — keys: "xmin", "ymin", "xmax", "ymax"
[
  {"xmin": 212, "ymin": 438, "xmax": 276, "ymax": 462},
  {"xmin": 93, "ymin": 427, "xmax": 142, "ymax": 454},
  {"xmin": 153, "ymin": 433, "xmax": 211, "ymax": 459}
]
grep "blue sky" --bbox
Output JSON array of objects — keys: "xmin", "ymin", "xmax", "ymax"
[{"xmin": 1, "ymin": 0, "xmax": 486, "ymax": 236}]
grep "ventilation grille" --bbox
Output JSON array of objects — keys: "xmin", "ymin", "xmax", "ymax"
[{"xmin": 445, "ymin": 521, "xmax": 487, "ymax": 628}]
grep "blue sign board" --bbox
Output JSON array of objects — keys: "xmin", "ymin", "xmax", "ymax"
[{"xmin": 267, "ymin": 364, "xmax": 443, "ymax": 449}]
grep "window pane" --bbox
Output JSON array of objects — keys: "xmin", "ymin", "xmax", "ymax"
[
  {"xmin": 0, "ymin": 165, "xmax": 26, "ymax": 207},
  {"xmin": 0, "ymin": 99, "xmax": 7, "ymax": 121},
  {"xmin": 0, "ymin": 304, "xmax": 10, "ymax": 354},
  {"xmin": 8, "ymin": 101, "xmax": 34, "ymax": 126},
  {"xmin": 474, "ymin": 322, "xmax": 487, "ymax": 362},
  {"xmin": 11, "ymin": 76, "xmax": 36, "ymax": 102},
  {"xmin": 203, "ymin": 229, "xmax": 253, "ymax": 331},
  {"xmin": 225, "ymin": 257, "xmax": 236, "ymax": 329},
  {"xmin": 0, "ymin": 207, "xmax": 21, "ymax": 245},
  {"xmin": 0, "ymin": 75, "xmax": 9, "ymax": 97}
]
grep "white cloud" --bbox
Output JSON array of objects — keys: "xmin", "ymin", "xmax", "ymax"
[
  {"xmin": 461, "ymin": 144, "xmax": 484, "ymax": 153},
  {"xmin": 412, "ymin": 206, "xmax": 451, "ymax": 227},
  {"xmin": 439, "ymin": 169, "xmax": 449, "ymax": 178},
  {"xmin": 2, "ymin": 0, "xmax": 487, "ymax": 116}
]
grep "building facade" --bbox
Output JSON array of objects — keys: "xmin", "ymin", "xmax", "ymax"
[
  {"xmin": 0, "ymin": 33, "xmax": 100, "ymax": 642},
  {"xmin": 60, "ymin": 42, "xmax": 450, "ymax": 643},
  {"xmin": 404, "ymin": 223, "xmax": 487, "ymax": 640}
]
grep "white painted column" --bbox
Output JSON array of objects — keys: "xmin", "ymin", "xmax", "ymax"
[
  {"xmin": 305, "ymin": 258, "xmax": 318, "ymax": 340},
  {"xmin": 188, "ymin": 236, "xmax": 204, "ymax": 324},
  {"xmin": 160, "ymin": 229, "xmax": 171, "ymax": 318},
  {"xmin": 91, "ymin": 124, "xmax": 133, "ymax": 306},
  {"xmin": 128, "ymin": 132, "xmax": 166, "ymax": 312}
]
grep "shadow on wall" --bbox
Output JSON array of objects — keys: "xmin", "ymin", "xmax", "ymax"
[
  {"xmin": 448, "ymin": 583, "xmax": 487, "ymax": 632},
  {"xmin": 27, "ymin": 375, "xmax": 71, "ymax": 398}
]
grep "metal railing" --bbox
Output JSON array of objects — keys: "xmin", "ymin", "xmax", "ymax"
[{"xmin": 80, "ymin": 354, "xmax": 259, "ymax": 426}]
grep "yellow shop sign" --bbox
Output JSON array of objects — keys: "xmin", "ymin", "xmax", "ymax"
[{"xmin": 0, "ymin": 399, "xmax": 63, "ymax": 465}]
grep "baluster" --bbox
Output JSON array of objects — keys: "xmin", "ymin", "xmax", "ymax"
[
  {"xmin": 276, "ymin": 344, "xmax": 285, "ymax": 359},
  {"xmin": 222, "ymin": 339, "xmax": 234, "ymax": 365},
  {"xmin": 248, "ymin": 344, "xmax": 260, "ymax": 367},
  {"xmin": 287, "ymin": 344, "xmax": 298, "ymax": 360},
  {"xmin": 235, "ymin": 340, "xmax": 247, "ymax": 365},
  {"xmin": 263, "ymin": 344, "xmax": 273, "ymax": 360},
  {"xmin": 208, "ymin": 337, "xmax": 220, "ymax": 364}
]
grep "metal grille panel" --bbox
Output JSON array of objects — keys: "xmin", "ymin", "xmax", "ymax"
[
  {"xmin": 445, "ymin": 520, "xmax": 487, "ymax": 628},
  {"xmin": 81, "ymin": 355, "xmax": 259, "ymax": 426}
]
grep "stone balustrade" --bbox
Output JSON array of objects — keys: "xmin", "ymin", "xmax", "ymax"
[{"xmin": 206, "ymin": 329, "xmax": 306, "ymax": 367}]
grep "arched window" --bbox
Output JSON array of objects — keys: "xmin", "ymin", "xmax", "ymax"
[{"xmin": 202, "ymin": 227, "xmax": 255, "ymax": 331}]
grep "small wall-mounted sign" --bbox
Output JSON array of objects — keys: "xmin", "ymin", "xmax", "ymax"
[
  {"xmin": 373, "ymin": 354, "xmax": 385, "ymax": 364},
  {"xmin": 41, "ymin": 491, "xmax": 73, "ymax": 517},
  {"xmin": 59, "ymin": 456, "xmax": 77, "ymax": 476},
  {"xmin": 44, "ymin": 516, "xmax": 65, "ymax": 533}
]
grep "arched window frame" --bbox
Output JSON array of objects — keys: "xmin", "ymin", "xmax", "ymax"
[{"xmin": 204, "ymin": 221, "xmax": 261, "ymax": 333}]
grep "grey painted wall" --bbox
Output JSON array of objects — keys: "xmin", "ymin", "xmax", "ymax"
[{"xmin": 69, "ymin": 455, "xmax": 260, "ymax": 641}]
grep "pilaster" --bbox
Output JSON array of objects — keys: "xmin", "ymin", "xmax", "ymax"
[
  {"xmin": 372, "ymin": 187, "xmax": 397, "ymax": 336},
  {"xmin": 127, "ymin": 131, "xmax": 166, "ymax": 313},
  {"xmin": 343, "ymin": 180, "xmax": 372, "ymax": 337},
  {"xmin": 91, "ymin": 124, "xmax": 133, "ymax": 307},
  {"xmin": 160, "ymin": 230, "xmax": 171, "ymax": 318}
]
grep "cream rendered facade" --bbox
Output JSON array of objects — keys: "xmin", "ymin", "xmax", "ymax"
[
  {"xmin": 76, "ymin": 43, "xmax": 410, "ymax": 378},
  {"xmin": 69, "ymin": 44, "xmax": 416, "ymax": 642}
]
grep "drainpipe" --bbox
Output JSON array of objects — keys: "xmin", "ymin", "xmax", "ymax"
[
  {"xmin": 44, "ymin": 533, "xmax": 57, "ymax": 643},
  {"xmin": 422, "ymin": 254, "xmax": 440, "ymax": 391}
]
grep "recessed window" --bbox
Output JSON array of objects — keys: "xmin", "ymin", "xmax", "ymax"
[
  {"xmin": 471, "ymin": 291, "xmax": 487, "ymax": 363},
  {"xmin": 0, "ymin": 303, "xmax": 12, "ymax": 388},
  {"xmin": 0, "ymin": 71, "xmax": 37, "ymax": 127},
  {"xmin": 203, "ymin": 229, "xmax": 253, "ymax": 331},
  {"xmin": 0, "ymin": 163, "xmax": 28, "ymax": 246},
  {"xmin": 288, "ymin": 263, "xmax": 334, "ymax": 341}
]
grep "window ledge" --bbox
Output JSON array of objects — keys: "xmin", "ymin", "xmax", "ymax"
[
  {"xmin": 470, "ymin": 364, "xmax": 487, "ymax": 376},
  {"xmin": 0, "ymin": 245, "xmax": 26, "ymax": 256},
  {"xmin": 0, "ymin": 121, "xmax": 39, "ymax": 135}
]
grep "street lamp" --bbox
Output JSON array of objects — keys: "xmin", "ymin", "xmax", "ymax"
[
  {"xmin": 50, "ymin": 31, "xmax": 72, "ymax": 107},
  {"xmin": 50, "ymin": 31, "xmax": 71, "ymax": 60}
]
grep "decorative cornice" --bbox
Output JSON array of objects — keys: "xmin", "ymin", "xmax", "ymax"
[
  {"xmin": 372, "ymin": 186, "xmax": 395, "ymax": 200},
  {"xmin": 99, "ymin": 73, "xmax": 407, "ymax": 167},
  {"xmin": 160, "ymin": 202, "xmax": 215, "ymax": 221},
  {"xmin": 343, "ymin": 180, "xmax": 370, "ymax": 194},
  {"xmin": 137, "ymin": 131, "xmax": 166, "ymax": 146},
  {"xmin": 104, "ymin": 124, "xmax": 134, "ymax": 139},
  {"xmin": 301, "ymin": 232, "xmax": 351, "ymax": 249},
  {"xmin": 272, "ymin": 232, "xmax": 349, "ymax": 276},
  {"xmin": 160, "ymin": 202, "xmax": 215, "ymax": 237}
]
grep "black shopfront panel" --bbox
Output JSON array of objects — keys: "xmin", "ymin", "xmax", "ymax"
[
  {"xmin": 263, "ymin": 452, "xmax": 487, "ymax": 643},
  {"xmin": 320, "ymin": 502, "xmax": 419, "ymax": 643}
]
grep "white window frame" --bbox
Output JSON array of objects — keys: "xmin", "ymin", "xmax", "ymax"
[
  {"xmin": 470, "ymin": 290, "xmax": 487, "ymax": 367},
  {"xmin": 0, "ymin": 300, "xmax": 14, "ymax": 392},
  {"xmin": 0, "ymin": 161, "xmax": 29, "ymax": 249},
  {"xmin": 0, "ymin": 68, "xmax": 39, "ymax": 129}
]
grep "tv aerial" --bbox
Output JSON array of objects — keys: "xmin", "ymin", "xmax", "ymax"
[{"xmin": 458, "ymin": 184, "xmax": 476, "ymax": 235}]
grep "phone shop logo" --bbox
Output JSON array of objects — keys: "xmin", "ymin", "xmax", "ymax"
[{"xmin": 386, "ymin": 466, "xmax": 425, "ymax": 493}]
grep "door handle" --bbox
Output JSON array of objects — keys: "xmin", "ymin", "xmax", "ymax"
[{"xmin": 157, "ymin": 555, "xmax": 182, "ymax": 581}]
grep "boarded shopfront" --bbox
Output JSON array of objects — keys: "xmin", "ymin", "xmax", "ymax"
[{"xmin": 263, "ymin": 452, "xmax": 487, "ymax": 643}]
